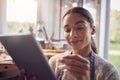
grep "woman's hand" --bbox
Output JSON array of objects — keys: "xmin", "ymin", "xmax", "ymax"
[
  {"xmin": 18, "ymin": 68, "xmax": 27, "ymax": 80},
  {"xmin": 18, "ymin": 68, "xmax": 39, "ymax": 80},
  {"xmin": 58, "ymin": 54, "xmax": 90, "ymax": 80}
]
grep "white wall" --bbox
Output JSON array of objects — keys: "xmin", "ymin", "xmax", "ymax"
[{"xmin": 0, "ymin": 0, "xmax": 7, "ymax": 34}]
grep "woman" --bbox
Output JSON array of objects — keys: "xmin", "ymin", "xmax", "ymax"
[{"xmin": 49, "ymin": 7, "xmax": 120, "ymax": 80}]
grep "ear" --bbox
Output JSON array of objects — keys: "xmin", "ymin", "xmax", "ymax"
[{"xmin": 91, "ymin": 26, "xmax": 96, "ymax": 35}]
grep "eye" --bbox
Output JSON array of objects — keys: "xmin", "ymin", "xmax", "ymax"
[
  {"xmin": 76, "ymin": 26, "xmax": 84, "ymax": 30},
  {"xmin": 64, "ymin": 28, "xmax": 71, "ymax": 33}
]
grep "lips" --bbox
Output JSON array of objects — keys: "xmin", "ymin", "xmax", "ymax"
[{"xmin": 70, "ymin": 40, "xmax": 82, "ymax": 45}]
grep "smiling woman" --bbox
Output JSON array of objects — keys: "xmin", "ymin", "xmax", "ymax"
[{"xmin": 49, "ymin": 7, "xmax": 120, "ymax": 80}]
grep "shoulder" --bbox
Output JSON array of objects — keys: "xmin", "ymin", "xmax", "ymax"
[
  {"xmin": 95, "ymin": 54, "xmax": 115, "ymax": 70},
  {"xmin": 49, "ymin": 51, "xmax": 69, "ymax": 71},
  {"xmin": 95, "ymin": 54, "xmax": 120, "ymax": 79},
  {"xmin": 49, "ymin": 53, "xmax": 63, "ymax": 64},
  {"xmin": 49, "ymin": 51, "xmax": 70, "ymax": 63}
]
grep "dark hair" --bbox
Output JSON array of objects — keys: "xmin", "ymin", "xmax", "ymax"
[
  {"xmin": 62, "ymin": 7, "xmax": 97, "ymax": 54},
  {"xmin": 63, "ymin": 7, "xmax": 94, "ymax": 27}
]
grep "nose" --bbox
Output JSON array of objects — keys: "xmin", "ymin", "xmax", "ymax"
[{"xmin": 69, "ymin": 29, "xmax": 78, "ymax": 38}]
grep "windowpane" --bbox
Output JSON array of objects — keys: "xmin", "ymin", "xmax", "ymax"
[
  {"xmin": 7, "ymin": 0, "xmax": 37, "ymax": 33},
  {"xmin": 109, "ymin": 0, "xmax": 120, "ymax": 74}
]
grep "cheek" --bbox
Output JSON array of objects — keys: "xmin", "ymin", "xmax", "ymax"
[
  {"xmin": 84, "ymin": 32, "xmax": 91, "ymax": 42},
  {"xmin": 64, "ymin": 33, "xmax": 69, "ymax": 40},
  {"xmin": 80, "ymin": 30, "xmax": 90, "ymax": 40}
]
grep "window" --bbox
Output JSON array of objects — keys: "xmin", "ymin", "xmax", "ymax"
[
  {"xmin": 7, "ymin": 0, "xmax": 37, "ymax": 33},
  {"xmin": 56, "ymin": 0, "xmax": 83, "ymax": 40},
  {"xmin": 109, "ymin": 0, "xmax": 120, "ymax": 74}
]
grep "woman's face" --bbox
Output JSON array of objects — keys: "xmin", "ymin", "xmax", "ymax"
[{"xmin": 63, "ymin": 13, "xmax": 95, "ymax": 50}]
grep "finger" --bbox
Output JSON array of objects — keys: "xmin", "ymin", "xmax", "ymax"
[
  {"xmin": 58, "ymin": 55, "xmax": 90, "ymax": 69},
  {"xmin": 59, "ymin": 58, "xmax": 90, "ymax": 70},
  {"xmin": 58, "ymin": 64, "xmax": 89, "ymax": 74},
  {"xmin": 59, "ymin": 54, "xmax": 89, "ymax": 64},
  {"xmin": 30, "ymin": 75, "xmax": 39, "ymax": 80},
  {"xmin": 19, "ymin": 68, "xmax": 27, "ymax": 80}
]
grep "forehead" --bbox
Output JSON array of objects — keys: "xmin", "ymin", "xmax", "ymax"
[{"xmin": 63, "ymin": 13, "xmax": 87, "ymax": 24}]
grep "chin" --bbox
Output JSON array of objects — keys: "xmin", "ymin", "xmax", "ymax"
[{"xmin": 72, "ymin": 46, "xmax": 83, "ymax": 50}]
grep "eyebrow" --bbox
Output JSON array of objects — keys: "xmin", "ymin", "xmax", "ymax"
[
  {"xmin": 63, "ymin": 24, "xmax": 69, "ymax": 28},
  {"xmin": 75, "ymin": 20, "xmax": 85, "ymax": 25},
  {"xmin": 63, "ymin": 20, "xmax": 86, "ymax": 28}
]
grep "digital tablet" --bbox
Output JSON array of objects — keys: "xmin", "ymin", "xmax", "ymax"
[{"xmin": 0, "ymin": 33, "xmax": 56, "ymax": 80}]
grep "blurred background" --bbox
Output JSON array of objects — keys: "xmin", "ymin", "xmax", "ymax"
[{"xmin": 0, "ymin": 0, "xmax": 120, "ymax": 74}]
